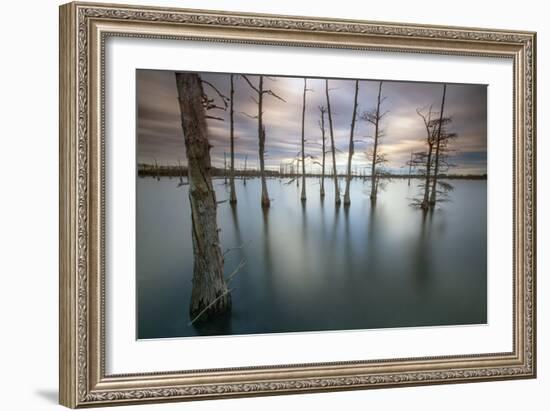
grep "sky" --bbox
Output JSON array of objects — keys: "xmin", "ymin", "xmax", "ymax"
[{"xmin": 137, "ymin": 69, "xmax": 487, "ymax": 175}]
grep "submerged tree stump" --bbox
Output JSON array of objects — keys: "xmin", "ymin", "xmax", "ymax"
[{"xmin": 175, "ymin": 72, "xmax": 231, "ymax": 322}]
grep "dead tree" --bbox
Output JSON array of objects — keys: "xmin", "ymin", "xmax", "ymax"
[
  {"xmin": 343, "ymin": 80, "xmax": 360, "ymax": 206},
  {"xmin": 229, "ymin": 74, "xmax": 237, "ymax": 203},
  {"xmin": 300, "ymin": 79, "xmax": 308, "ymax": 201},
  {"xmin": 241, "ymin": 75, "xmax": 285, "ymax": 208},
  {"xmin": 318, "ymin": 106, "xmax": 328, "ymax": 197},
  {"xmin": 430, "ymin": 84, "xmax": 447, "ymax": 206},
  {"xmin": 325, "ymin": 79, "xmax": 341, "ymax": 205},
  {"xmin": 175, "ymin": 72, "xmax": 231, "ymax": 322},
  {"xmin": 361, "ymin": 81, "xmax": 388, "ymax": 200},
  {"xmin": 259, "ymin": 124, "xmax": 268, "ymax": 200},
  {"xmin": 413, "ymin": 96, "xmax": 457, "ymax": 209},
  {"xmin": 296, "ymin": 156, "xmax": 300, "ymax": 186},
  {"xmin": 416, "ymin": 106, "xmax": 436, "ymax": 209}
]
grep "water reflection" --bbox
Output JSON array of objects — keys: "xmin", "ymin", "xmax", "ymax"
[
  {"xmin": 137, "ymin": 177, "xmax": 487, "ymax": 338},
  {"xmin": 413, "ymin": 209, "xmax": 433, "ymax": 287}
]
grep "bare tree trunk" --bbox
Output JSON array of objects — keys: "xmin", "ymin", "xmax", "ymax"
[
  {"xmin": 421, "ymin": 143, "xmax": 433, "ymax": 209},
  {"xmin": 229, "ymin": 74, "xmax": 237, "ymax": 204},
  {"xmin": 325, "ymin": 79, "xmax": 341, "ymax": 205},
  {"xmin": 300, "ymin": 78, "xmax": 307, "ymax": 202},
  {"xmin": 320, "ymin": 106, "xmax": 326, "ymax": 198},
  {"xmin": 175, "ymin": 72, "xmax": 231, "ymax": 321},
  {"xmin": 429, "ymin": 84, "xmax": 447, "ymax": 206},
  {"xmin": 343, "ymin": 80, "xmax": 359, "ymax": 206},
  {"xmin": 370, "ymin": 81, "xmax": 383, "ymax": 199},
  {"xmin": 257, "ymin": 76, "xmax": 270, "ymax": 208}
]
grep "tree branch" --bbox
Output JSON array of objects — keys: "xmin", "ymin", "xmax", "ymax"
[{"xmin": 241, "ymin": 75, "xmax": 260, "ymax": 94}]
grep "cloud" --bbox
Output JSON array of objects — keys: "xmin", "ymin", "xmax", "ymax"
[{"xmin": 137, "ymin": 70, "xmax": 487, "ymax": 175}]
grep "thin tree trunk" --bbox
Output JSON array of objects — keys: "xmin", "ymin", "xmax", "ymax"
[
  {"xmin": 175, "ymin": 72, "xmax": 231, "ymax": 321},
  {"xmin": 300, "ymin": 78, "xmax": 307, "ymax": 202},
  {"xmin": 344, "ymin": 80, "xmax": 359, "ymax": 206},
  {"xmin": 370, "ymin": 81, "xmax": 383, "ymax": 199},
  {"xmin": 325, "ymin": 79, "xmax": 341, "ymax": 205},
  {"xmin": 421, "ymin": 143, "xmax": 433, "ymax": 209},
  {"xmin": 259, "ymin": 124, "xmax": 269, "ymax": 207},
  {"xmin": 429, "ymin": 84, "xmax": 447, "ymax": 206},
  {"xmin": 257, "ymin": 76, "xmax": 270, "ymax": 208},
  {"xmin": 320, "ymin": 107, "xmax": 326, "ymax": 198},
  {"xmin": 229, "ymin": 74, "xmax": 237, "ymax": 204}
]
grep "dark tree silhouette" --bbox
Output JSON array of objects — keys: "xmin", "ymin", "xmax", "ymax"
[
  {"xmin": 343, "ymin": 80, "xmax": 360, "ymax": 206},
  {"xmin": 300, "ymin": 78, "xmax": 312, "ymax": 202},
  {"xmin": 318, "ymin": 105, "xmax": 328, "ymax": 197},
  {"xmin": 361, "ymin": 81, "xmax": 388, "ymax": 200},
  {"xmin": 229, "ymin": 74, "xmax": 237, "ymax": 204},
  {"xmin": 325, "ymin": 79, "xmax": 341, "ymax": 205},
  {"xmin": 415, "ymin": 105, "xmax": 436, "ymax": 209},
  {"xmin": 430, "ymin": 84, "xmax": 447, "ymax": 206},
  {"xmin": 241, "ymin": 75, "xmax": 285, "ymax": 208},
  {"xmin": 412, "ymin": 85, "xmax": 457, "ymax": 209}
]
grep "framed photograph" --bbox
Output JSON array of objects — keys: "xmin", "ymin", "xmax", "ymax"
[{"xmin": 59, "ymin": 2, "xmax": 537, "ymax": 408}]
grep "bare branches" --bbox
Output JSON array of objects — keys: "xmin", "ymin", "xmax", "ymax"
[
  {"xmin": 239, "ymin": 111, "xmax": 258, "ymax": 120},
  {"xmin": 241, "ymin": 74, "xmax": 259, "ymax": 93},
  {"xmin": 264, "ymin": 89, "xmax": 286, "ymax": 102},
  {"xmin": 201, "ymin": 80, "xmax": 229, "ymax": 108},
  {"xmin": 200, "ymin": 85, "xmax": 228, "ymax": 112},
  {"xmin": 241, "ymin": 75, "xmax": 286, "ymax": 102},
  {"xmin": 410, "ymin": 85, "xmax": 458, "ymax": 209},
  {"xmin": 205, "ymin": 115, "xmax": 225, "ymax": 121},
  {"xmin": 362, "ymin": 80, "xmax": 387, "ymax": 200}
]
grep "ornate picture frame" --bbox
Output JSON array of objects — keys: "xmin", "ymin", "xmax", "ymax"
[{"xmin": 59, "ymin": 1, "xmax": 536, "ymax": 408}]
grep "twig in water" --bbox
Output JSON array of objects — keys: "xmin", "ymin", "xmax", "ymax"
[
  {"xmin": 223, "ymin": 242, "xmax": 250, "ymax": 257},
  {"xmin": 187, "ymin": 288, "xmax": 235, "ymax": 326},
  {"xmin": 226, "ymin": 258, "xmax": 247, "ymax": 283}
]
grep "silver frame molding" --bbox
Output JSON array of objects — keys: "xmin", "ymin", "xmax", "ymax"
[{"xmin": 59, "ymin": 2, "xmax": 536, "ymax": 408}]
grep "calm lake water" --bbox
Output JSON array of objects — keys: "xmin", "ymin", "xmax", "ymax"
[{"xmin": 137, "ymin": 177, "xmax": 487, "ymax": 339}]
